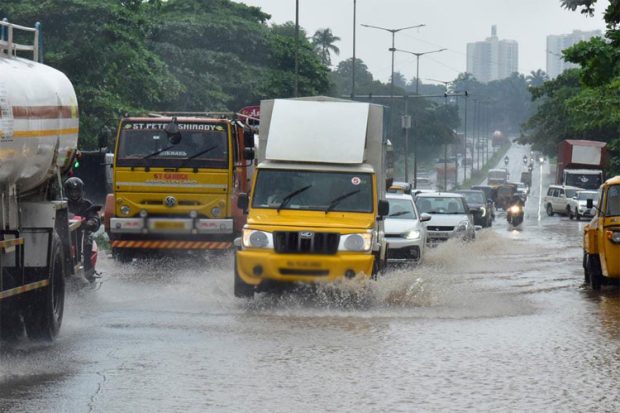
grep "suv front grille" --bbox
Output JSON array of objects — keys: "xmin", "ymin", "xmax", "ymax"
[{"xmin": 273, "ymin": 231, "xmax": 340, "ymax": 254}]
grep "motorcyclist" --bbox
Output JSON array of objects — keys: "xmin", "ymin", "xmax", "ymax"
[
  {"xmin": 504, "ymin": 155, "xmax": 509, "ymax": 166},
  {"xmin": 64, "ymin": 177, "xmax": 100, "ymax": 282},
  {"xmin": 506, "ymin": 193, "xmax": 525, "ymax": 223}
]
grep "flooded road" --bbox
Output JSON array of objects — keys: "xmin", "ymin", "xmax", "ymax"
[{"xmin": 3, "ymin": 145, "xmax": 620, "ymax": 412}]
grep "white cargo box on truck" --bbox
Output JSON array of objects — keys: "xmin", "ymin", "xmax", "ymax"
[{"xmin": 258, "ymin": 97, "xmax": 390, "ymax": 198}]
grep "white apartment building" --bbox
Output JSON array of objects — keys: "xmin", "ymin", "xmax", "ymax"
[
  {"xmin": 467, "ymin": 25, "xmax": 518, "ymax": 83},
  {"xmin": 546, "ymin": 29, "xmax": 602, "ymax": 78}
]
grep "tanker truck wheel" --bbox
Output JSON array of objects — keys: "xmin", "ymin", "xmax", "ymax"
[{"xmin": 24, "ymin": 232, "xmax": 65, "ymax": 341}]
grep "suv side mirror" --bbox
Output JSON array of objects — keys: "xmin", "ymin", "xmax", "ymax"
[
  {"xmin": 237, "ymin": 193, "xmax": 249, "ymax": 213},
  {"xmin": 378, "ymin": 200, "xmax": 390, "ymax": 218}
]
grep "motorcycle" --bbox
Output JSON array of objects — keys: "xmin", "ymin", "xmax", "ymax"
[
  {"xmin": 506, "ymin": 203, "xmax": 524, "ymax": 228},
  {"xmin": 69, "ymin": 205, "xmax": 102, "ymax": 285}
]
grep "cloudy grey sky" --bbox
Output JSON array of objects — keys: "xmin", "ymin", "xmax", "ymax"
[{"xmin": 233, "ymin": 0, "xmax": 606, "ymax": 84}]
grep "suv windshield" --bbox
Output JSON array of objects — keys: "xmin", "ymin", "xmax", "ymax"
[
  {"xmin": 565, "ymin": 188, "xmax": 578, "ymax": 198},
  {"xmin": 116, "ymin": 121, "xmax": 229, "ymax": 169},
  {"xmin": 252, "ymin": 170, "xmax": 373, "ymax": 213},
  {"xmin": 415, "ymin": 196, "xmax": 466, "ymax": 214},
  {"xmin": 387, "ymin": 199, "xmax": 417, "ymax": 219},
  {"xmin": 577, "ymin": 191, "xmax": 597, "ymax": 200}
]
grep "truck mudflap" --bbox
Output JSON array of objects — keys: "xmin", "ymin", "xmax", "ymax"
[{"xmin": 111, "ymin": 240, "xmax": 232, "ymax": 250}]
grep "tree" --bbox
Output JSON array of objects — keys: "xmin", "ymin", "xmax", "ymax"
[{"xmin": 311, "ymin": 28, "xmax": 340, "ymax": 66}]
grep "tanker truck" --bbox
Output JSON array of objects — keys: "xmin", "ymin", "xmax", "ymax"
[{"xmin": 0, "ymin": 21, "xmax": 80, "ymax": 340}]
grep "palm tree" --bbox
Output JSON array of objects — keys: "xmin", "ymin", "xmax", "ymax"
[
  {"xmin": 527, "ymin": 69, "xmax": 548, "ymax": 88},
  {"xmin": 311, "ymin": 28, "xmax": 340, "ymax": 66}
]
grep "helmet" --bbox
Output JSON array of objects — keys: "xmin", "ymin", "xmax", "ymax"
[{"xmin": 64, "ymin": 177, "xmax": 84, "ymax": 202}]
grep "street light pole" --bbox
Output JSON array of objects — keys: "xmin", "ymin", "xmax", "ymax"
[
  {"xmin": 294, "ymin": 0, "xmax": 299, "ymax": 97},
  {"xmin": 392, "ymin": 47, "xmax": 446, "ymax": 188},
  {"xmin": 351, "ymin": 0, "xmax": 357, "ymax": 99},
  {"xmin": 360, "ymin": 23, "xmax": 425, "ymax": 100}
]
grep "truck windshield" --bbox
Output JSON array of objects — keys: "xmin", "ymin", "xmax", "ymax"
[
  {"xmin": 252, "ymin": 170, "xmax": 373, "ymax": 213},
  {"xmin": 606, "ymin": 185, "xmax": 620, "ymax": 216},
  {"xmin": 564, "ymin": 173, "xmax": 602, "ymax": 190},
  {"xmin": 116, "ymin": 122, "xmax": 228, "ymax": 169}
]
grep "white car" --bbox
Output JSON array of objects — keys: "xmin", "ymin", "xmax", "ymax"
[
  {"xmin": 385, "ymin": 193, "xmax": 430, "ymax": 263},
  {"xmin": 543, "ymin": 185, "xmax": 581, "ymax": 217},
  {"xmin": 414, "ymin": 192, "xmax": 476, "ymax": 245},
  {"xmin": 568, "ymin": 190, "xmax": 598, "ymax": 220}
]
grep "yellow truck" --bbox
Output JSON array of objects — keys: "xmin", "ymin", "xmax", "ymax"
[
  {"xmin": 104, "ymin": 113, "xmax": 255, "ymax": 261},
  {"xmin": 583, "ymin": 175, "xmax": 620, "ymax": 289},
  {"xmin": 233, "ymin": 97, "xmax": 392, "ymax": 297}
]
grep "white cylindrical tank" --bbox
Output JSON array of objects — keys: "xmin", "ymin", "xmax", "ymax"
[{"xmin": 0, "ymin": 54, "xmax": 78, "ymax": 192}]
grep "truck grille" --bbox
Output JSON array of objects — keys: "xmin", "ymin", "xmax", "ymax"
[{"xmin": 273, "ymin": 231, "xmax": 340, "ymax": 254}]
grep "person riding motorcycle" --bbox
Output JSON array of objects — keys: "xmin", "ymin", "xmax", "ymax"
[
  {"xmin": 504, "ymin": 155, "xmax": 509, "ymax": 166},
  {"xmin": 506, "ymin": 193, "xmax": 525, "ymax": 225},
  {"xmin": 64, "ymin": 177, "xmax": 100, "ymax": 282}
]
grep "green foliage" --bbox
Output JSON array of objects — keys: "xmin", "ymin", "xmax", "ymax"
[
  {"xmin": 1, "ymin": 0, "xmax": 331, "ymax": 149},
  {"xmin": 311, "ymin": 28, "xmax": 340, "ymax": 67}
]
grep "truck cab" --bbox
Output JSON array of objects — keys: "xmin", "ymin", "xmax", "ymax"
[
  {"xmin": 105, "ymin": 114, "xmax": 254, "ymax": 260},
  {"xmin": 583, "ymin": 176, "xmax": 620, "ymax": 289},
  {"xmin": 233, "ymin": 98, "xmax": 391, "ymax": 297}
]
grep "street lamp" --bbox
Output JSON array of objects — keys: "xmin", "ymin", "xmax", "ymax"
[
  {"xmin": 351, "ymin": 0, "xmax": 357, "ymax": 99},
  {"xmin": 393, "ymin": 48, "xmax": 447, "ymax": 94},
  {"xmin": 360, "ymin": 23, "xmax": 425, "ymax": 100},
  {"xmin": 393, "ymin": 47, "xmax": 446, "ymax": 188}
]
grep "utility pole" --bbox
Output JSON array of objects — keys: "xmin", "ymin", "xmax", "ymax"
[
  {"xmin": 294, "ymin": 0, "xmax": 299, "ymax": 97},
  {"xmin": 351, "ymin": 0, "xmax": 356, "ymax": 99}
]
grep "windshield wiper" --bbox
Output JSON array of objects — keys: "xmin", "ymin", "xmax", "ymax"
[
  {"xmin": 141, "ymin": 144, "xmax": 178, "ymax": 161},
  {"xmin": 277, "ymin": 185, "xmax": 313, "ymax": 212},
  {"xmin": 176, "ymin": 144, "xmax": 219, "ymax": 170},
  {"xmin": 324, "ymin": 190, "xmax": 360, "ymax": 214}
]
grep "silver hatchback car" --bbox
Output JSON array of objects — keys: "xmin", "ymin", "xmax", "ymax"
[
  {"xmin": 414, "ymin": 192, "xmax": 476, "ymax": 245},
  {"xmin": 385, "ymin": 193, "xmax": 431, "ymax": 263}
]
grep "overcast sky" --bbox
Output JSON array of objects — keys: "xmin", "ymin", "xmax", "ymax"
[{"xmin": 233, "ymin": 0, "xmax": 606, "ymax": 84}]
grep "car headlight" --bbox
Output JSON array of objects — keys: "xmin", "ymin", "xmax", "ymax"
[
  {"xmin": 608, "ymin": 231, "xmax": 620, "ymax": 244},
  {"xmin": 339, "ymin": 232, "xmax": 373, "ymax": 252},
  {"xmin": 242, "ymin": 229, "xmax": 274, "ymax": 249},
  {"xmin": 479, "ymin": 206, "xmax": 486, "ymax": 217},
  {"xmin": 509, "ymin": 205, "xmax": 521, "ymax": 214},
  {"xmin": 456, "ymin": 220, "xmax": 469, "ymax": 232},
  {"xmin": 403, "ymin": 230, "xmax": 421, "ymax": 240}
]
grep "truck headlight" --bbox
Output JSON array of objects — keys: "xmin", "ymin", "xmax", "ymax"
[
  {"xmin": 404, "ymin": 230, "xmax": 420, "ymax": 240},
  {"xmin": 120, "ymin": 205, "xmax": 131, "ymax": 216},
  {"xmin": 211, "ymin": 207, "xmax": 221, "ymax": 217},
  {"xmin": 242, "ymin": 229, "xmax": 273, "ymax": 249},
  {"xmin": 456, "ymin": 220, "xmax": 469, "ymax": 232},
  {"xmin": 339, "ymin": 232, "xmax": 373, "ymax": 252}
]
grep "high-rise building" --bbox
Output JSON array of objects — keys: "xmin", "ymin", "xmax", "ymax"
[
  {"xmin": 467, "ymin": 26, "xmax": 518, "ymax": 83},
  {"xmin": 546, "ymin": 30, "xmax": 602, "ymax": 78}
]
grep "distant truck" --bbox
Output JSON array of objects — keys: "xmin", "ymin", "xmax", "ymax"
[
  {"xmin": 104, "ymin": 113, "xmax": 255, "ymax": 261},
  {"xmin": 488, "ymin": 168, "xmax": 509, "ymax": 185},
  {"xmin": 234, "ymin": 97, "xmax": 392, "ymax": 297},
  {"xmin": 556, "ymin": 139, "xmax": 607, "ymax": 190},
  {"xmin": 492, "ymin": 130, "xmax": 507, "ymax": 147}
]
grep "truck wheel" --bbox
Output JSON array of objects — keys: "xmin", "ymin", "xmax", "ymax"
[
  {"xmin": 234, "ymin": 256, "xmax": 254, "ymax": 298},
  {"xmin": 112, "ymin": 248, "xmax": 133, "ymax": 263},
  {"xmin": 546, "ymin": 204, "xmax": 554, "ymax": 216},
  {"xmin": 587, "ymin": 254, "xmax": 603, "ymax": 290},
  {"xmin": 24, "ymin": 232, "xmax": 65, "ymax": 341},
  {"xmin": 0, "ymin": 300, "xmax": 23, "ymax": 341}
]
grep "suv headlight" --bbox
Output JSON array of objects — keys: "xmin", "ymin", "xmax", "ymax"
[
  {"xmin": 339, "ymin": 232, "xmax": 373, "ymax": 252},
  {"xmin": 404, "ymin": 230, "xmax": 420, "ymax": 240},
  {"xmin": 242, "ymin": 229, "xmax": 274, "ymax": 249},
  {"xmin": 456, "ymin": 220, "xmax": 469, "ymax": 232}
]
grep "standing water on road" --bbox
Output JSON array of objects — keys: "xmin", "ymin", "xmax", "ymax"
[{"xmin": 2, "ymin": 146, "xmax": 620, "ymax": 412}]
